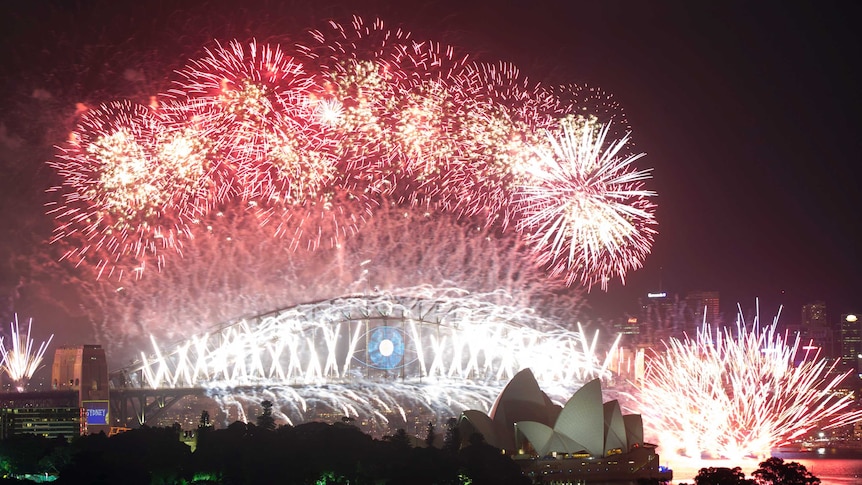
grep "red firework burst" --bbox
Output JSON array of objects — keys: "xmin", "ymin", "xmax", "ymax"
[
  {"xmin": 167, "ymin": 39, "xmax": 337, "ymax": 205},
  {"xmin": 47, "ymin": 16, "xmax": 659, "ymax": 289},
  {"xmin": 48, "ymin": 100, "xmax": 215, "ymax": 278}
]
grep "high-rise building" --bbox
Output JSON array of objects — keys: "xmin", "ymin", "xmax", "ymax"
[
  {"xmin": 796, "ymin": 301, "xmax": 835, "ymax": 359},
  {"xmin": 637, "ymin": 291, "xmax": 682, "ymax": 346},
  {"xmin": 839, "ymin": 313, "xmax": 861, "ymax": 373},
  {"xmin": 685, "ymin": 291, "xmax": 720, "ymax": 327},
  {"xmin": 51, "ymin": 345, "xmax": 110, "ymax": 435},
  {"xmin": 638, "ymin": 290, "xmax": 710, "ymax": 345},
  {"xmin": 802, "ymin": 301, "xmax": 828, "ymax": 327},
  {"xmin": 0, "ymin": 391, "xmax": 82, "ymax": 439},
  {"xmin": 610, "ymin": 317, "xmax": 643, "ymax": 384},
  {"xmin": 614, "ymin": 317, "xmax": 641, "ymax": 347}
]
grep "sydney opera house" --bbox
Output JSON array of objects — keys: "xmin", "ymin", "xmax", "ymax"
[{"xmin": 459, "ymin": 369, "xmax": 672, "ymax": 484}]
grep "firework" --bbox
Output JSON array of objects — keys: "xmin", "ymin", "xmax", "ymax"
[
  {"xmin": 66, "ymin": 205, "xmax": 587, "ymax": 359},
  {"xmin": 297, "ymin": 16, "xmax": 409, "ymax": 192},
  {"xmin": 256, "ymin": 184, "xmax": 377, "ymax": 252},
  {"xmin": 446, "ymin": 61, "xmax": 558, "ymax": 224},
  {"xmin": 47, "ymin": 16, "xmax": 658, "ymax": 290},
  {"xmin": 167, "ymin": 39, "xmax": 339, "ymax": 206},
  {"xmin": 47, "ymin": 100, "xmax": 211, "ymax": 278},
  {"xmin": 515, "ymin": 120, "xmax": 657, "ymax": 290},
  {"xmin": 125, "ymin": 290, "xmax": 615, "ymax": 430},
  {"xmin": 552, "ymin": 83, "xmax": 633, "ymax": 150},
  {"xmin": 638, "ymin": 305, "xmax": 862, "ymax": 461},
  {"xmin": 0, "ymin": 315, "xmax": 54, "ymax": 392}
]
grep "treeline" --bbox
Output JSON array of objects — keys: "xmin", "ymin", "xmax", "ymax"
[
  {"xmin": 0, "ymin": 420, "xmax": 529, "ymax": 485},
  {"xmin": 682, "ymin": 459, "xmax": 820, "ymax": 485}
]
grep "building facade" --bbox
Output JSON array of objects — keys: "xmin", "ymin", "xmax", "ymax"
[
  {"xmin": 840, "ymin": 314, "xmax": 861, "ymax": 373},
  {"xmin": 0, "ymin": 391, "xmax": 81, "ymax": 440},
  {"xmin": 685, "ymin": 290, "xmax": 721, "ymax": 328},
  {"xmin": 51, "ymin": 345, "xmax": 111, "ymax": 435}
]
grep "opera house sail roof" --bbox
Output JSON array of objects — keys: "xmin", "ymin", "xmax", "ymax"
[{"xmin": 458, "ymin": 368, "xmax": 672, "ymax": 483}]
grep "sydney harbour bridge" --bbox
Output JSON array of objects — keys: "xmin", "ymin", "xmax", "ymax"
[{"xmin": 107, "ymin": 291, "xmax": 618, "ymax": 431}]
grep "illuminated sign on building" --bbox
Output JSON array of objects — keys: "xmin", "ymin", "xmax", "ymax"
[
  {"xmin": 647, "ymin": 292, "xmax": 667, "ymax": 298},
  {"xmin": 83, "ymin": 400, "xmax": 109, "ymax": 426}
]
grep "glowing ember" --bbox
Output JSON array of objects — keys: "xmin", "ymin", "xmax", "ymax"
[
  {"xmin": 46, "ymin": 16, "xmax": 657, "ymax": 290},
  {"xmin": 127, "ymin": 289, "xmax": 617, "ymax": 429},
  {"xmin": 0, "ymin": 315, "xmax": 54, "ymax": 392},
  {"xmin": 638, "ymin": 304, "xmax": 862, "ymax": 461}
]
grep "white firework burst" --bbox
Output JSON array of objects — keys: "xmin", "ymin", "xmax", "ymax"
[
  {"xmin": 638, "ymin": 303, "xmax": 862, "ymax": 461},
  {"xmin": 124, "ymin": 289, "xmax": 617, "ymax": 432},
  {"xmin": 0, "ymin": 315, "xmax": 54, "ymax": 392},
  {"xmin": 515, "ymin": 121, "xmax": 656, "ymax": 289}
]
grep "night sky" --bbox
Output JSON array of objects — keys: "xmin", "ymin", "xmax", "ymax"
[{"xmin": 0, "ymin": 0, "xmax": 860, "ymax": 349}]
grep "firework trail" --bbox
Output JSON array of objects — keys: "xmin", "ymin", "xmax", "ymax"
[
  {"xmin": 637, "ymin": 304, "xmax": 862, "ymax": 461},
  {"xmin": 442, "ymin": 61, "xmax": 558, "ymax": 224},
  {"xmin": 167, "ymin": 39, "xmax": 340, "ymax": 206},
  {"xmin": 551, "ymin": 83, "xmax": 633, "ymax": 150},
  {"xmin": 47, "ymin": 16, "xmax": 657, "ymax": 290},
  {"xmin": 65, "ymin": 205, "xmax": 586, "ymax": 362},
  {"xmin": 47, "ymin": 100, "xmax": 212, "ymax": 279},
  {"xmin": 129, "ymin": 290, "xmax": 613, "ymax": 431},
  {"xmin": 515, "ymin": 120, "xmax": 657, "ymax": 290},
  {"xmin": 0, "ymin": 315, "xmax": 54, "ymax": 392}
]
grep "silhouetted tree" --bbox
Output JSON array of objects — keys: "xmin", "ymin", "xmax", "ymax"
[
  {"xmin": 196, "ymin": 410, "xmax": 213, "ymax": 449},
  {"xmin": 57, "ymin": 426, "xmax": 191, "ymax": 485},
  {"xmin": 37, "ymin": 437, "xmax": 73, "ymax": 476},
  {"xmin": 443, "ymin": 417, "xmax": 461, "ymax": 454},
  {"xmin": 0, "ymin": 434, "xmax": 67, "ymax": 477},
  {"xmin": 15, "ymin": 417, "xmax": 539, "ymax": 484},
  {"xmin": 459, "ymin": 439, "xmax": 530, "ymax": 485},
  {"xmin": 752, "ymin": 457, "xmax": 820, "ymax": 485},
  {"xmin": 256, "ymin": 399, "xmax": 276, "ymax": 431},
  {"xmin": 694, "ymin": 466, "xmax": 754, "ymax": 485},
  {"xmin": 425, "ymin": 421, "xmax": 437, "ymax": 448},
  {"xmin": 389, "ymin": 428, "xmax": 412, "ymax": 449},
  {"xmin": 198, "ymin": 410, "xmax": 211, "ymax": 428}
]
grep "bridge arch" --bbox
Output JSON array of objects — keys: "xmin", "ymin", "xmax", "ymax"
[{"xmin": 111, "ymin": 291, "xmax": 616, "ymax": 429}]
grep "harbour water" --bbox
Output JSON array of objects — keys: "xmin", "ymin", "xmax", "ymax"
[{"xmin": 668, "ymin": 457, "xmax": 862, "ymax": 484}]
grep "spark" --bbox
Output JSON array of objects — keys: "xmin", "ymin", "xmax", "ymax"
[
  {"xmin": 47, "ymin": 16, "xmax": 657, "ymax": 291},
  {"xmin": 125, "ymin": 289, "xmax": 616, "ymax": 430},
  {"xmin": 515, "ymin": 120, "xmax": 657, "ymax": 290},
  {"xmin": 47, "ymin": 100, "xmax": 203, "ymax": 279},
  {"xmin": 0, "ymin": 315, "xmax": 54, "ymax": 392},
  {"xmin": 637, "ymin": 304, "xmax": 862, "ymax": 461}
]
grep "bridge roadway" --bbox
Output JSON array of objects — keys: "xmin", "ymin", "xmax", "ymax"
[
  {"xmin": 0, "ymin": 388, "xmax": 208, "ymax": 430},
  {"xmin": 2, "ymin": 385, "xmax": 265, "ymax": 429},
  {"xmin": 110, "ymin": 386, "xmax": 208, "ymax": 428}
]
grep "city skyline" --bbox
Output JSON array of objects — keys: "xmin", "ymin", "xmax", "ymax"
[{"xmin": 0, "ymin": 0, "xmax": 860, "ymax": 350}]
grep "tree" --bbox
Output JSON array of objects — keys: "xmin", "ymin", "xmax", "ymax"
[
  {"xmin": 196, "ymin": 410, "xmax": 213, "ymax": 449},
  {"xmin": 389, "ymin": 428, "xmax": 412, "ymax": 449},
  {"xmin": 198, "ymin": 410, "xmax": 211, "ymax": 429},
  {"xmin": 424, "ymin": 422, "xmax": 437, "ymax": 448},
  {"xmin": 256, "ymin": 400, "xmax": 276, "ymax": 431},
  {"xmin": 0, "ymin": 434, "xmax": 66, "ymax": 477},
  {"xmin": 443, "ymin": 417, "xmax": 461, "ymax": 454},
  {"xmin": 694, "ymin": 466, "xmax": 754, "ymax": 485},
  {"xmin": 459, "ymin": 439, "xmax": 530, "ymax": 485},
  {"xmin": 752, "ymin": 457, "xmax": 820, "ymax": 485}
]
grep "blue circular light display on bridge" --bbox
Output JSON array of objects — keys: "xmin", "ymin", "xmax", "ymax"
[{"xmin": 367, "ymin": 326, "xmax": 405, "ymax": 370}]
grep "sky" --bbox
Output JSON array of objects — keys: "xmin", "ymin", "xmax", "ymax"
[
  {"xmin": 0, "ymin": 0, "xmax": 860, "ymax": 353},
  {"xmin": 407, "ymin": 0, "xmax": 862, "ymax": 321}
]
